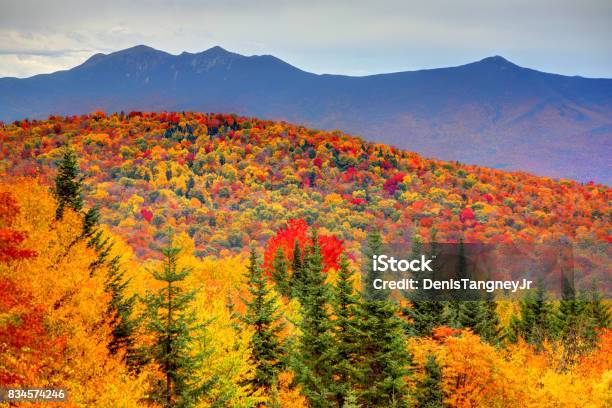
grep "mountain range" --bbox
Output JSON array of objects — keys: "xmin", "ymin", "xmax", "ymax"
[{"xmin": 1, "ymin": 45, "xmax": 610, "ymax": 184}]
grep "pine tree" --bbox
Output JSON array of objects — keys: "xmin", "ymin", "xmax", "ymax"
[
  {"xmin": 556, "ymin": 269, "xmax": 589, "ymax": 365},
  {"xmin": 81, "ymin": 202, "xmax": 141, "ymax": 365},
  {"xmin": 55, "ymin": 148, "xmax": 140, "ymax": 366},
  {"xmin": 409, "ymin": 234, "xmax": 425, "ymax": 301},
  {"xmin": 331, "ymin": 255, "xmax": 361, "ymax": 406},
  {"xmin": 291, "ymin": 239, "xmax": 306, "ymax": 300},
  {"xmin": 450, "ymin": 238, "xmax": 495, "ymax": 337},
  {"xmin": 478, "ymin": 289, "xmax": 500, "ymax": 344},
  {"xmin": 82, "ymin": 205, "xmax": 101, "ymax": 240},
  {"xmin": 54, "ymin": 145, "xmax": 83, "ymax": 219},
  {"xmin": 456, "ymin": 301, "xmax": 491, "ymax": 337},
  {"xmin": 363, "ymin": 231, "xmax": 388, "ymax": 301},
  {"xmin": 405, "ymin": 233, "xmax": 449, "ymax": 337},
  {"xmin": 356, "ymin": 299, "xmax": 411, "ymax": 407},
  {"xmin": 106, "ymin": 253, "xmax": 141, "ymax": 369},
  {"xmin": 294, "ymin": 231, "xmax": 336, "ymax": 407},
  {"xmin": 578, "ymin": 280, "xmax": 611, "ymax": 350},
  {"xmin": 271, "ymin": 246, "xmax": 291, "ymax": 297},
  {"xmin": 341, "ymin": 389, "xmax": 360, "ymax": 408},
  {"xmin": 508, "ymin": 278, "xmax": 552, "ymax": 348},
  {"xmin": 448, "ymin": 238, "xmax": 468, "ymax": 324},
  {"xmin": 415, "ymin": 354, "xmax": 445, "ymax": 408},
  {"xmin": 241, "ymin": 246, "xmax": 286, "ymax": 393},
  {"xmin": 584, "ymin": 279, "xmax": 611, "ymax": 332},
  {"xmin": 453, "ymin": 239, "xmax": 481, "ymax": 331},
  {"xmin": 143, "ymin": 246, "xmax": 215, "ymax": 407},
  {"xmin": 353, "ymin": 231, "xmax": 412, "ymax": 406}
]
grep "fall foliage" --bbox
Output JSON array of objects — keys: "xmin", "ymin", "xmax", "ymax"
[{"xmin": 0, "ymin": 112, "xmax": 610, "ymax": 407}]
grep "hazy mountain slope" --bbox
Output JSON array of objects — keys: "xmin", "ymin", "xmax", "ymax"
[{"xmin": 1, "ymin": 46, "xmax": 610, "ymax": 183}]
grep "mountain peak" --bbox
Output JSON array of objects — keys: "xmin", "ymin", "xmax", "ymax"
[
  {"xmin": 477, "ymin": 55, "xmax": 518, "ymax": 67},
  {"xmin": 197, "ymin": 45, "xmax": 243, "ymax": 59},
  {"xmin": 122, "ymin": 44, "xmax": 157, "ymax": 53},
  {"xmin": 205, "ymin": 45, "xmax": 229, "ymax": 53},
  {"xmin": 112, "ymin": 44, "xmax": 169, "ymax": 57},
  {"xmin": 79, "ymin": 45, "xmax": 169, "ymax": 69}
]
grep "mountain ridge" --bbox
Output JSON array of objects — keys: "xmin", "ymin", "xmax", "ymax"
[{"xmin": 1, "ymin": 45, "xmax": 610, "ymax": 183}]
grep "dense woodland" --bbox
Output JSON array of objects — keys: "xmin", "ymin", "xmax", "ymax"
[{"xmin": 0, "ymin": 112, "xmax": 610, "ymax": 407}]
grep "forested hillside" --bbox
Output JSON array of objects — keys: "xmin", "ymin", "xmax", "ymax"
[
  {"xmin": 0, "ymin": 112, "xmax": 610, "ymax": 407},
  {"xmin": 1, "ymin": 112, "xmax": 609, "ymax": 256}
]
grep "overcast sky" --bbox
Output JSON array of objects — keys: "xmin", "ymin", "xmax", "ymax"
[{"xmin": 0, "ymin": 0, "xmax": 610, "ymax": 78}]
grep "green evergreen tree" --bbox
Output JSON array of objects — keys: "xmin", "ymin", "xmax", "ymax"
[
  {"xmin": 331, "ymin": 255, "xmax": 361, "ymax": 406},
  {"xmin": 81, "ymin": 203, "xmax": 141, "ymax": 366},
  {"xmin": 356, "ymin": 299, "xmax": 411, "ymax": 407},
  {"xmin": 415, "ymin": 355, "xmax": 445, "ymax": 408},
  {"xmin": 54, "ymin": 145, "xmax": 83, "ymax": 219},
  {"xmin": 143, "ymin": 246, "xmax": 216, "ymax": 408},
  {"xmin": 363, "ymin": 231, "xmax": 388, "ymax": 301},
  {"xmin": 580, "ymin": 280, "xmax": 611, "ymax": 349},
  {"xmin": 291, "ymin": 239, "xmax": 306, "ymax": 300},
  {"xmin": 448, "ymin": 238, "xmax": 468, "ymax": 324},
  {"xmin": 585, "ymin": 279, "xmax": 611, "ymax": 330},
  {"xmin": 82, "ymin": 205, "xmax": 101, "ymax": 240},
  {"xmin": 106, "ymin": 253, "xmax": 141, "ymax": 369},
  {"xmin": 405, "ymin": 232, "xmax": 449, "ymax": 337},
  {"xmin": 508, "ymin": 278, "xmax": 553, "ymax": 348},
  {"xmin": 241, "ymin": 246, "xmax": 286, "ymax": 393},
  {"xmin": 352, "ymin": 231, "xmax": 412, "ymax": 406},
  {"xmin": 270, "ymin": 246, "xmax": 291, "ymax": 297},
  {"xmin": 456, "ymin": 301, "xmax": 486, "ymax": 333},
  {"xmin": 478, "ymin": 289, "xmax": 500, "ymax": 344},
  {"xmin": 54, "ymin": 147, "xmax": 141, "ymax": 367},
  {"xmin": 555, "ymin": 269, "xmax": 589, "ymax": 365},
  {"xmin": 341, "ymin": 389, "xmax": 360, "ymax": 408},
  {"xmin": 294, "ymin": 231, "xmax": 336, "ymax": 407},
  {"xmin": 450, "ymin": 238, "xmax": 497, "ymax": 339}
]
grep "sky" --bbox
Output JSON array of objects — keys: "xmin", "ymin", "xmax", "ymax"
[{"xmin": 0, "ymin": 0, "xmax": 610, "ymax": 78}]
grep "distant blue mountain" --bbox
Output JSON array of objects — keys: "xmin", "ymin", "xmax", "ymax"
[{"xmin": 1, "ymin": 45, "xmax": 610, "ymax": 183}]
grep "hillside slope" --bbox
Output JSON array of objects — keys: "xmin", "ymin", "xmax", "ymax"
[
  {"xmin": 1, "ymin": 111, "xmax": 608, "ymax": 261},
  {"xmin": 1, "ymin": 46, "xmax": 610, "ymax": 183}
]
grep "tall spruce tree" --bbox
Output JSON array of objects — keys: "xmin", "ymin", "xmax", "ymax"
[
  {"xmin": 577, "ymin": 281, "xmax": 611, "ymax": 350},
  {"xmin": 556, "ymin": 270, "xmax": 587, "ymax": 363},
  {"xmin": 106, "ymin": 253, "xmax": 141, "ymax": 369},
  {"xmin": 456, "ymin": 301, "xmax": 486, "ymax": 333},
  {"xmin": 450, "ymin": 238, "xmax": 497, "ymax": 339},
  {"xmin": 585, "ymin": 279, "xmax": 611, "ymax": 331},
  {"xmin": 341, "ymin": 390, "xmax": 360, "ymax": 408},
  {"xmin": 405, "ymin": 232, "xmax": 449, "ymax": 337},
  {"xmin": 331, "ymin": 255, "xmax": 361, "ymax": 406},
  {"xmin": 291, "ymin": 239, "xmax": 306, "ymax": 300},
  {"xmin": 143, "ymin": 246, "xmax": 215, "ymax": 408},
  {"xmin": 356, "ymin": 299, "xmax": 411, "ymax": 407},
  {"xmin": 551, "ymin": 245, "xmax": 608, "ymax": 364},
  {"xmin": 363, "ymin": 231, "xmax": 388, "ymax": 301},
  {"xmin": 241, "ymin": 246, "xmax": 286, "ymax": 393},
  {"xmin": 415, "ymin": 355, "xmax": 445, "ymax": 408},
  {"xmin": 270, "ymin": 246, "xmax": 291, "ymax": 298},
  {"xmin": 448, "ymin": 238, "xmax": 467, "ymax": 324},
  {"xmin": 508, "ymin": 278, "xmax": 553, "ymax": 348},
  {"xmin": 478, "ymin": 288, "xmax": 500, "ymax": 344},
  {"xmin": 54, "ymin": 149, "xmax": 140, "ymax": 365},
  {"xmin": 294, "ymin": 231, "xmax": 336, "ymax": 407},
  {"xmin": 357, "ymin": 231, "xmax": 411, "ymax": 407},
  {"xmin": 54, "ymin": 145, "xmax": 83, "ymax": 219}
]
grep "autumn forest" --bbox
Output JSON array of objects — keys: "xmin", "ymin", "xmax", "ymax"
[{"xmin": 0, "ymin": 111, "xmax": 610, "ymax": 407}]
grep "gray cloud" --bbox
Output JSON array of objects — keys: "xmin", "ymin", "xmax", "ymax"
[{"xmin": 0, "ymin": 0, "xmax": 610, "ymax": 78}]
